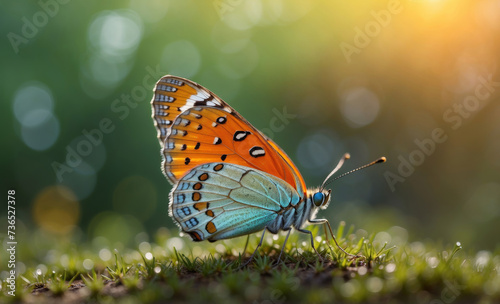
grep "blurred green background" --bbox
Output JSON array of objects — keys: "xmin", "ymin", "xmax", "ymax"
[{"xmin": 1, "ymin": 0, "xmax": 499, "ymax": 261}]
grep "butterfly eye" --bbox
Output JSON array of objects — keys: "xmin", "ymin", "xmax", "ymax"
[{"xmin": 313, "ymin": 192, "xmax": 324, "ymax": 207}]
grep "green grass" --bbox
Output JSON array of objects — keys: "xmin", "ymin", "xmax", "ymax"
[{"xmin": 1, "ymin": 222, "xmax": 499, "ymax": 303}]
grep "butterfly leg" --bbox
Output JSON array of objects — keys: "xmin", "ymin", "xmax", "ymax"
[
  {"xmin": 323, "ymin": 223, "xmax": 330, "ymax": 244},
  {"xmin": 309, "ymin": 218, "xmax": 362, "ymax": 259},
  {"xmin": 275, "ymin": 229, "xmax": 292, "ymax": 266},
  {"xmin": 239, "ymin": 229, "xmax": 267, "ymax": 268},
  {"xmin": 296, "ymin": 228, "xmax": 324, "ymax": 261},
  {"xmin": 242, "ymin": 235, "xmax": 250, "ymax": 257}
]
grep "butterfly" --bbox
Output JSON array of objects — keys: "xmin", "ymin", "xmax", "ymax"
[{"xmin": 151, "ymin": 75, "xmax": 386, "ymax": 264}]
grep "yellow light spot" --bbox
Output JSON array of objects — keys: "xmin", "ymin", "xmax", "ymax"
[{"xmin": 32, "ymin": 185, "xmax": 79, "ymax": 235}]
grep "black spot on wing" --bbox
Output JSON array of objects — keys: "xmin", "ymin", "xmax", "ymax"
[
  {"xmin": 249, "ymin": 146, "xmax": 266, "ymax": 158},
  {"xmin": 233, "ymin": 131, "xmax": 251, "ymax": 141}
]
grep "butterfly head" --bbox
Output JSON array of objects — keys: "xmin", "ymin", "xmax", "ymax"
[{"xmin": 312, "ymin": 189, "xmax": 332, "ymax": 209}]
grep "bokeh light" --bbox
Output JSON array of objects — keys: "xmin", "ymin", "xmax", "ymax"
[
  {"xmin": 129, "ymin": 0, "xmax": 169, "ymax": 24},
  {"xmin": 13, "ymin": 83, "xmax": 54, "ymax": 127},
  {"xmin": 166, "ymin": 237, "xmax": 185, "ymax": 252},
  {"xmin": 339, "ymin": 87, "xmax": 380, "ymax": 128},
  {"xmin": 82, "ymin": 259, "xmax": 94, "ymax": 270},
  {"xmin": 161, "ymin": 40, "xmax": 201, "ymax": 78},
  {"xmin": 88, "ymin": 10, "xmax": 143, "ymax": 58},
  {"xmin": 32, "ymin": 186, "xmax": 80, "ymax": 235},
  {"xmin": 221, "ymin": 2, "xmax": 262, "ymax": 31},
  {"xmin": 217, "ymin": 42, "xmax": 259, "ymax": 79},
  {"xmin": 297, "ymin": 130, "xmax": 344, "ymax": 176},
  {"xmin": 81, "ymin": 9, "xmax": 143, "ymax": 98},
  {"xmin": 13, "ymin": 82, "xmax": 60, "ymax": 151},
  {"xmin": 21, "ymin": 113, "xmax": 60, "ymax": 151},
  {"xmin": 59, "ymin": 160, "xmax": 97, "ymax": 200},
  {"xmin": 99, "ymin": 248, "xmax": 112, "ymax": 261},
  {"xmin": 211, "ymin": 22, "xmax": 252, "ymax": 54}
]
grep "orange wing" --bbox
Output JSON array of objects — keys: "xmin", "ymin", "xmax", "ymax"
[
  {"xmin": 151, "ymin": 76, "xmax": 227, "ymax": 145},
  {"xmin": 151, "ymin": 75, "xmax": 307, "ymax": 196}
]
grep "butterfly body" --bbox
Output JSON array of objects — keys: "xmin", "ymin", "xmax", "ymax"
[{"xmin": 152, "ymin": 75, "xmax": 385, "ymax": 261}]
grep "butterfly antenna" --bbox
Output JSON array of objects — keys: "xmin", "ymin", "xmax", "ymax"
[
  {"xmin": 322, "ymin": 156, "xmax": 386, "ymax": 189},
  {"xmin": 320, "ymin": 153, "xmax": 351, "ymax": 190}
]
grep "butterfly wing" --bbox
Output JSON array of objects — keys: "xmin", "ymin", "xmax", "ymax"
[
  {"xmin": 151, "ymin": 75, "xmax": 229, "ymax": 146},
  {"xmin": 170, "ymin": 162, "xmax": 301, "ymax": 241},
  {"xmin": 151, "ymin": 75, "xmax": 307, "ymax": 195}
]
